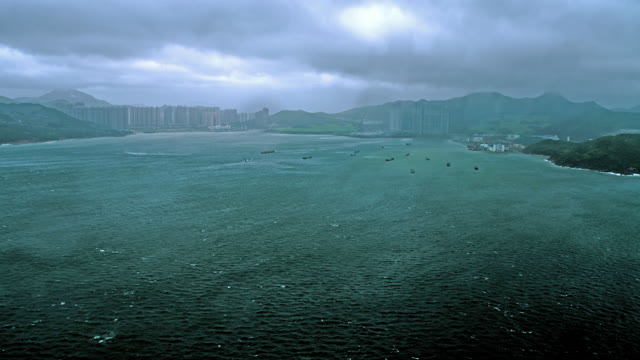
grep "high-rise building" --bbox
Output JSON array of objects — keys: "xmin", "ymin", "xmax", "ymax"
[{"xmin": 60, "ymin": 104, "xmax": 270, "ymax": 132}]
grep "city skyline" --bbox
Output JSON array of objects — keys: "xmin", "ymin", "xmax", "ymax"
[
  {"xmin": 1, "ymin": 0, "xmax": 639, "ymax": 113},
  {"xmin": 66, "ymin": 104, "xmax": 270, "ymax": 131}
]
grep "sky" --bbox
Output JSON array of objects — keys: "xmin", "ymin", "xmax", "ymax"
[{"xmin": 0, "ymin": 0, "xmax": 639, "ymax": 112}]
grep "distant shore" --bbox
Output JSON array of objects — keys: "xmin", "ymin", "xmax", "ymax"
[
  {"xmin": 542, "ymin": 158, "xmax": 640, "ymax": 177},
  {"xmin": 1, "ymin": 138, "xmax": 84, "ymax": 146},
  {"xmin": 0, "ymin": 129, "xmax": 267, "ymax": 146},
  {"xmin": 522, "ymin": 135, "xmax": 640, "ymax": 176},
  {"xmin": 0, "ymin": 134, "xmax": 130, "ymax": 146}
]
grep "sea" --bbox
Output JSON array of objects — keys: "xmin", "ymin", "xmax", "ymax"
[{"xmin": 1, "ymin": 132, "xmax": 639, "ymax": 359}]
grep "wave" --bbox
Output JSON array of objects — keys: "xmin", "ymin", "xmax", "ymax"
[
  {"xmin": 124, "ymin": 152, "xmax": 187, "ymax": 157},
  {"xmin": 544, "ymin": 159, "xmax": 640, "ymax": 177}
]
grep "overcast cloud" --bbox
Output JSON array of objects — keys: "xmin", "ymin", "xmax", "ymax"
[{"xmin": 1, "ymin": 0, "xmax": 639, "ymax": 112}]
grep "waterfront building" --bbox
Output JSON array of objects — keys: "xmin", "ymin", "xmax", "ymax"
[{"xmin": 62, "ymin": 104, "xmax": 269, "ymax": 132}]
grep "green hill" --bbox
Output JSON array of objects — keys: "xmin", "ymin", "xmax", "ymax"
[
  {"xmin": 302, "ymin": 92, "xmax": 639, "ymax": 140},
  {"xmin": 521, "ymin": 139, "xmax": 577, "ymax": 157},
  {"xmin": 0, "ymin": 95, "xmax": 14, "ymax": 104},
  {"xmin": 15, "ymin": 89, "xmax": 112, "ymax": 108},
  {"xmin": 337, "ymin": 92, "xmax": 622, "ymax": 139},
  {"xmin": 523, "ymin": 134, "xmax": 640, "ymax": 174},
  {"xmin": 269, "ymin": 110, "xmax": 358, "ymax": 135},
  {"xmin": 543, "ymin": 110, "xmax": 640, "ymax": 140},
  {"xmin": 0, "ymin": 102, "xmax": 128, "ymax": 144}
]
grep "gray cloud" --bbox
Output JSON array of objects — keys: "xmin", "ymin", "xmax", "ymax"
[{"xmin": 0, "ymin": 0, "xmax": 639, "ymax": 112}]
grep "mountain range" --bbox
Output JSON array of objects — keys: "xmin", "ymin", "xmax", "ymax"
[
  {"xmin": 14, "ymin": 89, "xmax": 112, "ymax": 107},
  {"xmin": 0, "ymin": 102, "xmax": 127, "ymax": 144},
  {"xmin": 2, "ymin": 89, "xmax": 640, "ymax": 144},
  {"xmin": 269, "ymin": 92, "xmax": 640, "ymax": 141},
  {"xmin": 0, "ymin": 95, "xmax": 15, "ymax": 104}
]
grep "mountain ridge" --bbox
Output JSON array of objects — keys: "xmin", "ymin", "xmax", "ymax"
[
  {"xmin": 15, "ymin": 89, "xmax": 112, "ymax": 107},
  {"xmin": 0, "ymin": 102, "xmax": 127, "ymax": 144},
  {"xmin": 0, "ymin": 95, "xmax": 15, "ymax": 104},
  {"xmin": 270, "ymin": 92, "xmax": 637, "ymax": 140}
]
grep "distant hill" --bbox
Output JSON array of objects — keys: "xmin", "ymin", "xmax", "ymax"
[
  {"xmin": 270, "ymin": 92, "xmax": 640, "ymax": 140},
  {"xmin": 523, "ymin": 134, "xmax": 640, "ymax": 175},
  {"xmin": 543, "ymin": 109, "xmax": 640, "ymax": 140},
  {"xmin": 269, "ymin": 110, "xmax": 358, "ymax": 135},
  {"xmin": 0, "ymin": 103, "xmax": 128, "ymax": 144},
  {"xmin": 628, "ymin": 105, "xmax": 640, "ymax": 113},
  {"xmin": 15, "ymin": 89, "xmax": 112, "ymax": 107},
  {"xmin": 341, "ymin": 92, "xmax": 601, "ymax": 125},
  {"xmin": 0, "ymin": 95, "xmax": 14, "ymax": 104},
  {"xmin": 338, "ymin": 92, "xmax": 614, "ymax": 138}
]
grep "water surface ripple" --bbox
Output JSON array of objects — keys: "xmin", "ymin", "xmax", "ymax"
[{"xmin": 1, "ymin": 132, "xmax": 639, "ymax": 359}]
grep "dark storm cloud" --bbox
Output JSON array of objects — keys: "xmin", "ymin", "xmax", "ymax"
[
  {"xmin": 0, "ymin": 0, "xmax": 309, "ymax": 58},
  {"xmin": 0, "ymin": 0, "xmax": 639, "ymax": 110},
  {"xmin": 298, "ymin": 1, "xmax": 640, "ymax": 100}
]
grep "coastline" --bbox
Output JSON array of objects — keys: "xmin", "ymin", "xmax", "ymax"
[
  {"xmin": 0, "ymin": 133, "xmax": 131, "ymax": 147},
  {"xmin": 0, "ymin": 129, "xmax": 263, "ymax": 146},
  {"xmin": 5, "ymin": 130, "xmax": 638, "ymax": 179},
  {"xmin": 542, "ymin": 158, "xmax": 640, "ymax": 177},
  {"xmin": 1, "ymin": 138, "xmax": 80, "ymax": 146}
]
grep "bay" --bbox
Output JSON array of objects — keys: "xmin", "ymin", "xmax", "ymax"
[{"xmin": 1, "ymin": 132, "xmax": 639, "ymax": 359}]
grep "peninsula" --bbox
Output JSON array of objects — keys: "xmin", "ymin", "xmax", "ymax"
[{"xmin": 523, "ymin": 134, "xmax": 640, "ymax": 175}]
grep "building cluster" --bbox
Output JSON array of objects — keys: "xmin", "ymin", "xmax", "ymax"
[
  {"xmin": 62, "ymin": 105, "xmax": 269, "ymax": 131},
  {"xmin": 464, "ymin": 142, "xmax": 512, "ymax": 152},
  {"xmin": 456, "ymin": 133, "xmax": 566, "ymax": 153},
  {"xmin": 479, "ymin": 143, "xmax": 510, "ymax": 152},
  {"xmin": 358, "ymin": 101, "xmax": 492, "ymax": 136},
  {"xmin": 387, "ymin": 102, "xmax": 451, "ymax": 135}
]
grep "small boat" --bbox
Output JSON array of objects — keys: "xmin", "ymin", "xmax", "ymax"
[
  {"xmin": 405, "ymin": 153, "xmax": 410, "ymax": 156},
  {"xmin": 474, "ymin": 166, "xmax": 479, "ymax": 170},
  {"xmin": 261, "ymin": 150, "xmax": 275, "ymax": 154},
  {"xmin": 385, "ymin": 157, "xmax": 395, "ymax": 162},
  {"xmin": 410, "ymin": 168, "xmax": 415, "ymax": 174},
  {"xmin": 425, "ymin": 157, "xmax": 430, "ymax": 161},
  {"xmin": 303, "ymin": 156, "xmax": 312, "ymax": 160},
  {"xmin": 406, "ymin": 143, "xmax": 411, "ymax": 146},
  {"xmin": 446, "ymin": 162, "xmax": 451, "ymax": 167}
]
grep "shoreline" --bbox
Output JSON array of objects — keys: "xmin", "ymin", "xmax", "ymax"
[
  {"xmin": 0, "ymin": 134, "xmax": 130, "ymax": 147},
  {"xmin": 5, "ymin": 131, "xmax": 638, "ymax": 178},
  {"xmin": 542, "ymin": 158, "xmax": 640, "ymax": 177},
  {"xmin": 0, "ymin": 129, "xmax": 265, "ymax": 146}
]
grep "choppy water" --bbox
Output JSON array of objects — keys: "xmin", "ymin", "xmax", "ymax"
[{"xmin": 1, "ymin": 132, "xmax": 639, "ymax": 359}]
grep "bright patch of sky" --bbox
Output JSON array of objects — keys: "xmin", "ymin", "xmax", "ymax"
[
  {"xmin": 0, "ymin": 0, "xmax": 639, "ymax": 111},
  {"xmin": 0, "ymin": 46, "xmax": 66, "ymax": 77},
  {"xmin": 337, "ymin": 2, "xmax": 424, "ymax": 41}
]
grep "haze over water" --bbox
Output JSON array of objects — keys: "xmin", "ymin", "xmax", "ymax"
[{"xmin": 1, "ymin": 132, "xmax": 640, "ymax": 359}]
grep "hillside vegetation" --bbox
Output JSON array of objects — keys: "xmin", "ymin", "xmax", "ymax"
[
  {"xmin": 523, "ymin": 134, "xmax": 640, "ymax": 175},
  {"xmin": 0, "ymin": 103, "xmax": 128, "ymax": 144},
  {"xmin": 269, "ymin": 92, "xmax": 640, "ymax": 140},
  {"xmin": 339, "ymin": 92, "xmax": 603, "ymax": 134},
  {"xmin": 14, "ymin": 89, "xmax": 112, "ymax": 107},
  {"xmin": 0, "ymin": 95, "xmax": 14, "ymax": 104},
  {"xmin": 269, "ymin": 110, "xmax": 358, "ymax": 135}
]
